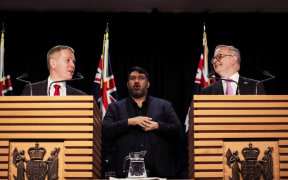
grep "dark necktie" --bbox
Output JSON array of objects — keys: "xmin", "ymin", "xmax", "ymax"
[{"xmin": 54, "ymin": 84, "xmax": 61, "ymax": 96}]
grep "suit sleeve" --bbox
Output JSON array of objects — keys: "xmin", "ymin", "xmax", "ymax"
[
  {"xmin": 102, "ymin": 103, "xmax": 130, "ymax": 140},
  {"xmin": 257, "ymin": 82, "xmax": 266, "ymax": 95},
  {"xmin": 21, "ymin": 84, "xmax": 31, "ymax": 96},
  {"xmin": 156, "ymin": 101, "xmax": 181, "ymax": 139}
]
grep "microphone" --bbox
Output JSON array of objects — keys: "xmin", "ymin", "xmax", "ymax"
[
  {"xmin": 16, "ymin": 73, "xmax": 33, "ymax": 96},
  {"xmin": 208, "ymin": 72, "xmax": 240, "ymax": 95},
  {"xmin": 48, "ymin": 72, "xmax": 84, "ymax": 96},
  {"xmin": 255, "ymin": 70, "xmax": 275, "ymax": 95}
]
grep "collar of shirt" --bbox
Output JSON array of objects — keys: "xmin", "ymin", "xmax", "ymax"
[
  {"xmin": 128, "ymin": 95, "xmax": 150, "ymax": 109},
  {"xmin": 47, "ymin": 76, "xmax": 67, "ymax": 96},
  {"xmin": 221, "ymin": 72, "xmax": 239, "ymax": 95}
]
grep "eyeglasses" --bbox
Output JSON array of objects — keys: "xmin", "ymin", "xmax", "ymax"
[{"xmin": 211, "ymin": 54, "xmax": 234, "ymax": 64}]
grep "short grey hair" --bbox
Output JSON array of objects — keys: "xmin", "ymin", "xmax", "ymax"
[
  {"xmin": 47, "ymin": 45, "xmax": 74, "ymax": 70},
  {"xmin": 214, "ymin": 45, "xmax": 241, "ymax": 65}
]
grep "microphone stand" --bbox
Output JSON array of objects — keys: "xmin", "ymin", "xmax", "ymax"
[
  {"xmin": 255, "ymin": 71, "xmax": 275, "ymax": 95},
  {"xmin": 16, "ymin": 73, "xmax": 33, "ymax": 96}
]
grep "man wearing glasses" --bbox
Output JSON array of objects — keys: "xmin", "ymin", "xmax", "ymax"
[{"xmin": 201, "ymin": 45, "xmax": 266, "ymax": 95}]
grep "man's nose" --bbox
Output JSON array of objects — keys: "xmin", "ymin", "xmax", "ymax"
[{"xmin": 70, "ymin": 62, "xmax": 75, "ymax": 68}]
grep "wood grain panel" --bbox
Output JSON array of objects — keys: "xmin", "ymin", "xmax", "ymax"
[
  {"xmin": 195, "ymin": 125, "xmax": 288, "ymax": 131},
  {"xmin": 0, "ymin": 96, "xmax": 93, "ymax": 101},
  {"xmin": 0, "ymin": 102, "xmax": 93, "ymax": 109},
  {"xmin": 0, "ymin": 164, "xmax": 8, "ymax": 169},
  {"xmin": 194, "ymin": 95, "xmax": 288, "ymax": 101},
  {"xmin": 194, "ymin": 102, "xmax": 288, "ymax": 108},
  {"xmin": 0, "ymin": 125, "xmax": 93, "ymax": 131},
  {"xmin": 194, "ymin": 117, "xmax": 288, "ymax": 123},
  {"xmin": 63, "ymin": 171, "xmax": 93, "ymax": 178},
  {"xmin": 195, "ymin": 132, "xmax": 288, "ymax": 139},
  {"xmin": 0, "ymin": 171, "xmax": 8, "ymax": 177},
  {"xmin": 0, "ymin": 156, "xmax": 8, "ymax": 162},
  {"xmin": 65, "ymin": 149, "xmax": 93, "ymax": 154},
  {"xmin": 0, "ymin": 96, "xmax": 102, "ymax": 179},
  {"xmin": 194, "ymin": 110, "xmax": 288, "ymax": 116},
  {"xmin": 64, "ymin": 156, "xmax": 93, "ymax": 163},
  {"xmin": 194, "ymin": 156, "xmax": 223, "ymax": 162},
  {"xmin": 194, "ymin": 148, "xmax": 223, "ymax": 155},
  {"xmin": 280, "ymin": 148, "xmax": 288, "ymax": 153},
  {"xmin": 194, "ymin": 172, "xmax": 223, "ymax": 178},
  {"xmin": 0, "ymin": 110, "xmax": 93, "ymax": 116},
  {"xmin": 280, "ymin": 163, "xmax": 288, "ymax": 169},
  {"xmin": 0, "ymin": 149, "xmax": 8, "ymax": 154},
  {"xmin": 64, "ymin": 164, "xmax": 93, "ymax": 170},
  {"xmin": 64, "ymin": 141, "xmax": 93, "ymax": 147},
  {"xmin": 280, "ymin": 140, "xmax": 288, "ymax": 146},
  {"xmin": 0, "ymin": 133, "xmax": 93, "ymax": 139},
  {"xmin": 194, "ymin": 141, "xmax": 223, "ymax": 147},
  {"xmin": 0, "ymin": 118, "xmax": 94, "ymax": 124},
  {"xmin": 195, "ymin": 164, "xmax": 223, "ymax": 170},
  {"xmin": 190, "ymin": 95, "xmax": 288, "ymax": 179},
  {"xmin": 0, "ymin": 141, "xmax": 8, "ymax": 146}
]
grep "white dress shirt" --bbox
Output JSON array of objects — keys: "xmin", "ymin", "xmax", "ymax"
[
  {"xmin": 47, "ymin": 77, "xmax": 67, "ymax": 96},
  {"xmin": 221, "ymin": 72, "xmax": 239, "ymax": 95}
]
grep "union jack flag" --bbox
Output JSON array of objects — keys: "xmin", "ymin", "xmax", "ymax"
[
  {"xmin": 0, "ymin": 24, "xmax": 13, "ymax": 96},
  {"xmin": 185, "ymin": 24, "xmax": 214, "ymax": 132},
  {"xmin": 94, "ymin": 24, "xmax": 118, "ymax": 120},
  {"xmin": 193, "ymin": 24, "xmax": 215, "ymax": 94}
]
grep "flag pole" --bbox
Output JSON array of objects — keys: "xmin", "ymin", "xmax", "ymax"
[
  {"xmin": 105, "ymin": 23, "xmax": 109, "ymax": 89},
  {"xmin": 203, "ymin": 23, "xmax": 210, "ymax": 85},
  {"xmin": 1, "ymin": 23, "xmax": 5, "ymax": 86}
]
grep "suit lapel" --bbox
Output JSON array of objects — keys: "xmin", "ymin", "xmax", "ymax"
[
  {"xmin": 214, "ymin": 80, "xmax": 224, "ymax": 95},
  {"xmin": 146, "ymin": 97, "xmax": 154, "ymax": 120}
]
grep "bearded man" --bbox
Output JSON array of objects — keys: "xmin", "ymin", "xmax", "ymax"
[{"xmin": 102, "ymin": 66, "xmax": 181, "ymax": 178}]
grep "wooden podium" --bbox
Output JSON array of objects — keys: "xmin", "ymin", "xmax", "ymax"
[
  {"xmin": 188, "ymin": 95, "xmax": 288, "ymax": 179},
  {"xmin": 0, "ymin": 96, "xmax": 101, "ymax": 179}
]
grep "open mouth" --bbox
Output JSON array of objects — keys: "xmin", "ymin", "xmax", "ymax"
[{"xmin": 133, "ymin": 84, "xmax": 140, "ymax": 91}]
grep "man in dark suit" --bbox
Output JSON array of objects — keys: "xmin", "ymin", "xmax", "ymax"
[
  {"xmin": 102, "ymin": 66, "xmax": 181, "ymax": 178},
  {"xmin": 21, "ymin": 45, "xmax": 86, "ymax": 96},
  {"xmin": 201, "ymin": 45, "xmax": 266, "ymax": 95}
]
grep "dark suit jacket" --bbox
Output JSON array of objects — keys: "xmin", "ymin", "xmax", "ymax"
[
  {"xmin": 21, "ymin": 79, "xmax": 86, "ymax": 95},
  {"xmin": 201, "ymin": 76, "xmax": 266, "ymax": 95},
  {"xmin": 102, "ymin": 96, "xmax": 181, "ymax": 178}
]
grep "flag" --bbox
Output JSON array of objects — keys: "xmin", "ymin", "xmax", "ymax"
[
  {"xmin": 94, "ymin": 24, "xmax": 118, "ymax": 120},
  {"xmin": 0, "ymin": 24, "xmax": 13, "ymax": 96},
  {"xmin": 184, "ymin": 24, "xmax": 214, "ymax": 132}
]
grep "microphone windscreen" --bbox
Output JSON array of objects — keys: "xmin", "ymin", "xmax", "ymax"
[
  {"xmin": 76, "ymin": 72, "xmax": 81, "ymax": 77},
  {"xmin": 262, "ymin": 70, "xmax": 274, "ymax": 77},
  {"xmin": 75, "ymin": 72, "xmax": 84, "ymax": 79},
  {"xmin": 208, "ymin": 71, "xmax": 216, "ymax": 77},
  {"xmin": 21, "ymin": 73, "xmax": 29, "ymax": 79}
]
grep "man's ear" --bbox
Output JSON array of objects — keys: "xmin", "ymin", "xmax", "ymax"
[
  {"xmin": 147, "ymin": 81, "xmax": 150, "ymax": 88},
  {"xmin": 231, "ymin": 56, "xmax": 237, "ymax": 65},
  {"xmin": 50, "ymin": 58, "xmax": 56, "ymax": 69}
]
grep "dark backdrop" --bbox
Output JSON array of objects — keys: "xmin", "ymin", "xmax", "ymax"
[{"xmin": 1, "ymin": 11, "xmax": 288, "ymax": 124}]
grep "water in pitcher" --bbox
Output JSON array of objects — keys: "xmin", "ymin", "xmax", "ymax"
[{"xmin": 128, "ymin": 160, "xmax": 147, "ymax": 178}]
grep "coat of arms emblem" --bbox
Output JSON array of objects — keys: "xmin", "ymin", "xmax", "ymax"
[
  {"xmin": 226, "ymin": 143, "xmax": 273, "ymax": 180},
  {"xmin": 13, "ymin": 143, "xmax": 60, "ymax": 180}
]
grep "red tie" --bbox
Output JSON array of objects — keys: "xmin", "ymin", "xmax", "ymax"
[{"xmin": 54, "ymin": 84, "xmax": 61, "ymax": 96}]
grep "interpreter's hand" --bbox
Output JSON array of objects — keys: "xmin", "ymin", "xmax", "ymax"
[
  {"xmin": 143, "ymin": 120, "xmax": 159, "ymax": 131},
  {"xmin": 128, "ymin": 116, "xmax": 158, "ymax": 131}
]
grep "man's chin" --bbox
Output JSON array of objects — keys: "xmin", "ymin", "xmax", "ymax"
[{"xmin": 131, "ymin": 92, "xmax": 146, "ymax": 99}]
